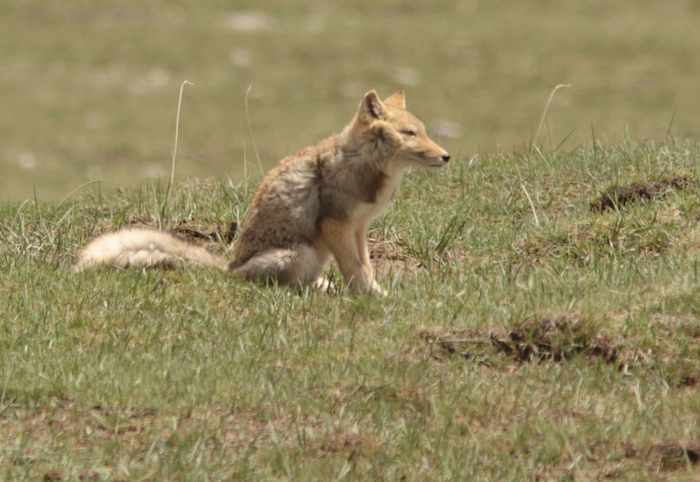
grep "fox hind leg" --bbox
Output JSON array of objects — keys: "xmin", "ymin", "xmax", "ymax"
[{"xmin": 232, "ymin": 245, "xmax": 329, "ymax": 288}]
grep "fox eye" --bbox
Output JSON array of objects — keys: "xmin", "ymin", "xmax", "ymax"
[{"xmin": 402, "ymin": 129, "xmax": 417, "ymax": 137}]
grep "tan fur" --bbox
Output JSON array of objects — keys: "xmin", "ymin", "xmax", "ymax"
[
  {"xmin": 73, "ymin": 229, "xmax": 230, "ymax": 272},
  {"xmin": 75, "ymin": 90, "xmax": 450, "ymax": 295}
]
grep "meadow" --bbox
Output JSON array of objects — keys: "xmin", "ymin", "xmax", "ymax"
[
  {"xmin": 3, "ymin": 1, "xmax": 700, "ymax": 481},
  {"xmin": 4, "ymin": 141, "xmax": 700, "ymax": 480},
  {"xmin": 2, "ymin": 0, "xmax": 700, "ymax": 201}
]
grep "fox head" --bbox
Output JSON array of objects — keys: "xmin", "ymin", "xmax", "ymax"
[{"xmin": 348, "ymin": 90, "xmax": 451, "ymax": 171}]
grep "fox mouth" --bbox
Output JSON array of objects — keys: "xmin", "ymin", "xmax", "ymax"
[
  {"xmin": 423, "ymin": 153, "xmax": 450, "ymax": 169},
  {"xmin": 427, "ymin": 159, "xmax": 449, "ymax": 169},
  {"xmin": 406, "ymin": 153, "xmax": 449, "ymax": 170}
]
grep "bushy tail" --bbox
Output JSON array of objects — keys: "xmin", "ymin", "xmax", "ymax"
[{"xmin": 73, "ymin": 228, "xmax": 231, "ymax": 272}]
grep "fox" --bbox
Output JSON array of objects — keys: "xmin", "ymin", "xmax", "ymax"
[{"xmin": 74, "ymin": 90, "xmax": 451, "ymax": 295}]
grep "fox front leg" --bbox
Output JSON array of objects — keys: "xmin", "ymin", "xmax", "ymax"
[
  {"xmin": 319, "ymin": 217, "xmax": 383, "ymax": 295},
  {"xmin": 355, "ymin": 227, "xmax": 387, "ymax": 296}
]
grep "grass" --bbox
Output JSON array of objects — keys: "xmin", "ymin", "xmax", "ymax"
[
  {"xmin": 3, "ymin": 1, "xmax": 700, "ymax": 201},
  {"xmin": 3, "ymin": 139, "xmax": 700, "ymax": 480},
  {"xmin": 4, "ymin": 1, "xmax": 700, "ymax": 479}
]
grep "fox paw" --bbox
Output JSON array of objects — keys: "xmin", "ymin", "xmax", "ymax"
[
  {"xmin": 313, "ymin": 277, "xmax": 338, "ymax": 293},
  {"xmin": 370, "ymin": 280, "xmax": 388, "ymax": 297}
]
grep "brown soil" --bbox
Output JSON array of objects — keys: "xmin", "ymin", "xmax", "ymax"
[
  {"xmin": 419, "ymin": 314, "xmax": 617, "ymax": 364},
  {"xmin": 590, "ymin": 177, "xmax": 696, "ymax": 211},
  {"xmin": 651, "ymin": 441, "xmax": 700, "ymax": 471}
]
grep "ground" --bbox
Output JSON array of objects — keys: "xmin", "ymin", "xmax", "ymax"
[{"xmin": 3, "ymin": 140, "xmax": 700, "ymax": 480}]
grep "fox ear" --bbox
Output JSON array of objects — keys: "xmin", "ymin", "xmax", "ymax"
[
  {"xmin": 383, "ymin": 91, "xmax": 406, "ymax": 109},
  {"xmin": 359, "ymin": 90, "xmax": 387, "ymax": 122}
]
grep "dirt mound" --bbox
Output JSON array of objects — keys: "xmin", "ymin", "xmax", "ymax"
[
  {"xmin": 420, "ymin": 315, "xmax": 617, "ymax": 363},
  {"xmin": 590, "ymin": 177, "xmax": 696, "ymax": 211},
  {"xmin": 652, "ymin": 442, "xmax": 700, "ymax": 471}
]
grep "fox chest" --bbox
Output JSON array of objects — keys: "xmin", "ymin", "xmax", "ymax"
[{"xmin": 348, "ymin": 172, "xmax": 404, "ymax": 226}]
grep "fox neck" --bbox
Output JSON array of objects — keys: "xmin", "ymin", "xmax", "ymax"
[{"xmin": 340, "ymin": 122, "xmax": 403, "ymax": 175}]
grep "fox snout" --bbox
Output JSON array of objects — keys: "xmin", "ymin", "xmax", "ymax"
[
  {"xmin": 430, "ymin": 151, "xmax": 450, "ymax": 169},
  {"xmin": 424, "ymin": 147, "xmax": 451, "ymax": 169},
  {"xmin": 421, "ymin": 137, "xmax": 451, "ymax": 169}
]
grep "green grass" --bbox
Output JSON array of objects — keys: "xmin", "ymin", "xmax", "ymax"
[
  {"xmin": 3, "ymin": 0, "xmax": 700, "ymax": 201},
  {"xmin": 4, "ymin": 1, "xmax": 700, "ymax": 479},
  {"xmin": 3, "ymin": 140, "xmax": 700, "ymax": 480}
]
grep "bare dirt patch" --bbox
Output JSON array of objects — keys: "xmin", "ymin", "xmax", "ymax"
[
  {"xmin": 419, "ymin": 315, "xmax": 618, "ymax": 364},
  {"xmin": 590, "ymin": 176, "xmax": 697, "ymax": 211},
  {"xmin": 651, "ymin": 441, "xmax": 700, "ymax": 471},
  {"xmin": 43, "ymin": 468, "xmax": 64, "ymax": 481},
  {"xmin": 369, "ymin": 237, "xmax": 422, "ymax": 280},
  {"xmin": 311, "ymin": 433, "xmax": 382, "ymax": 460}
]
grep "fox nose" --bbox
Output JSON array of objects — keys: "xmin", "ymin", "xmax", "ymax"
[{"xmin": 441, "ymin": 153, "xmax": 451, "ymax": 163}]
